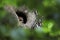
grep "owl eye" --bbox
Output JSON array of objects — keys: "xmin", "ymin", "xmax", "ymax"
[{"xmin": 16, "ymin": 10, "xmax": 27, "ymax": 24}]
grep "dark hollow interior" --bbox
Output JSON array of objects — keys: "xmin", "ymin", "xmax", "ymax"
[{"xmin": 16, "ymin": 10, "xmax": 27, "ymax": 24}]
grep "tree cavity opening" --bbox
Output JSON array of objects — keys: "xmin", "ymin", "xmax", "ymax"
[{"xmin": 16, "ymin": 10, "xmax": 27, "ymax": 24}]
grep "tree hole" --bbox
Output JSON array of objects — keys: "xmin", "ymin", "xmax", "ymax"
[{"xmin": 16, "ymin": 10, "xmax": 27, "ymax": 24}]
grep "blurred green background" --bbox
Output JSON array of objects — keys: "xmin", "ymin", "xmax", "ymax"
[{"xmin": 0, "ymin": 0, "xmax": 60, "ymax": 40}]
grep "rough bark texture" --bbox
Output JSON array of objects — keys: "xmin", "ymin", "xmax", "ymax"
[{"xmin": 4, "ymin": 5, "xmax": 37, "ymax": 29}]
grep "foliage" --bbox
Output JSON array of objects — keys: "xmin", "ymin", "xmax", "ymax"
[{"xmin": 0, "ymin": 0, "xmax": 60, "ymax": 40}]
